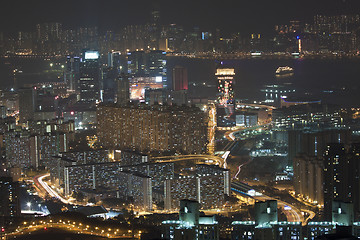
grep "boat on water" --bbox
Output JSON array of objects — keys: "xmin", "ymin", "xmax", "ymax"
[
  {"xmin": 276, "ymin": 66, "xmax": 294, "ymax": 75},
  {"xmin": 276, "ymin": 66, "xmax": 294, "ymax": 77}
]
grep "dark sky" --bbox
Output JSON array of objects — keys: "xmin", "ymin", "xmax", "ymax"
[{"xmin": 1, "ymin": 0, "xmax": 360, "ymax": 35}]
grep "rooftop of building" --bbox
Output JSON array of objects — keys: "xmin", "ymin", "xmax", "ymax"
[{"xmin": 98, "ymin": 102, "xmax": 203, "ymax": 113}]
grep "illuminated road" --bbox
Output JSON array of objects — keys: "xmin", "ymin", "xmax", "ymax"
[
  {"xmin": 253, "ymin": 194, "xmax": 303, "ymax": 223},
  {"xmin": 35, "ymin": 173, "xmax": 69, "ymax": 204},
  {"xmin": 154, "ymin": 154, "xmax": 228, "ymax": 168},
  {"xmin": 302, "ymin": 209, "xmax": 316, "ymax": 225},
  {"xmin": 5, "ymin": 220, "xmax": 133, "ymax": 239},
  {"xmin": 232, "ymin": 181, "xmax": 303, "ymax": 223}
]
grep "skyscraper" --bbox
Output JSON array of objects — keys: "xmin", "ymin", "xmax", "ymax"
[
  {"xmin": 116, "ymin": 73, "xmax": 130, "ymax": 104},
  {"xmin": 65, "ymin": 56, "xmax": 80, "ymax": 92},
  {"xmin": 79, "ymin": 50, "xmax": 101, "ymax": 103},
  {"xmin": 18, "ymin": 87, "xmax": 36, "ymax": 124},
  {"xmin": 148, "ymin": 50, "xmax": 167, "ymax": 88},
  {"xmin": 216, "ymin": 68, "xmax": 235, "ymax": 106},
  {"xmin": 0, "ymin": 177, "xmax": 20, "ymax": 225},
  {"xmin": 172, "ymin": 65, "xmax": 188, "ymax": 91},
  {"xmin": 323, "ymin": 143, "xmax": 350, "ymax": 221}
]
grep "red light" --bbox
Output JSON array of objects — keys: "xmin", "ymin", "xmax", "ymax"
[
  {"xmin": 1, "ymin": 228, "xmax": 4, "ymax": 232},
  {"xmin": 44, "ymin": 227, "xmax": 47, "ymax": 230},
  {"xmin": 70, "ymin": 111, "xmax": 74, "ymax": 115}
]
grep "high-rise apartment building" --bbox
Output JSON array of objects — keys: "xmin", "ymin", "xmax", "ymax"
[
  {"xmin": 164, "ymin": 164, "xmax": 230, "ymax": 210},
  {"xmin": 97, "ymin": 104, "xmax": 208, "ymax": 154},
  {"xmin": 323, "ymin": 143, "xmax": 351, "ymax": 221},
  {"xmin": 0, "ymin": 177, "xmax": 20, "ymax": 225}
]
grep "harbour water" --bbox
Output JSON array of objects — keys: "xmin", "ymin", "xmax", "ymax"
[{"xmin": 1, "ymin": 56, "xmax": 360, "ymax": 107}]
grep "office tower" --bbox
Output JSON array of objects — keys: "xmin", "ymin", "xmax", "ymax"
[
  {"xmin": 162, "ymin": 199, "xmax": 219, "ymax": 240},
  {"xmin": 65, "ymin": 56, "xmax": 80, "ymax": 92},
  {"xmin": 79, "ymin": 50, "xmax": 101, "ymax": 103},
  {"xmin": 127, "ymin": 51, "xmax": 147, "ymax": 77},
  {"xmin": 107, "ymin": 51, "xmax": 120, "ymax": 68},
  {"xmin": 172, "ymin": 65, "xmax": 188, "ymax": 91},
  {"xmin": 150, "ymin": 1, "xmax": 161, "ymax": 50},
  {"xmin": 18, "ymin": 87, "xmax": 36, "ymax": 124},
  {"xmin": 102, "ymin": 67, "xmax": 117, "ymax": 103},
  {"xmin": 148, "ymin": 50, "xmax": 167, "ymax": 88},
  {"xmin": 116, "ymin": 73, "xmax": 130, "ymax": 104},
  {"xmin": 0, "ymin": 177, "xmax": 20, "ymax": 225},
  {"xmin": 127, "ymin": 50, "xmax": 167, "ymax": 98},
  {"xmin": 216, "ymin": 68, "xmax": 235, "ymax": 106},
  {"xmin": 107, "ymin": 51, "xmax": 127, "ymax": 73},
  {"xmin": 97, "ymin": 104, "xmax": 207, "ymax": 154}
]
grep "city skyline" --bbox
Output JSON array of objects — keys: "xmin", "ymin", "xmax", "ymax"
[
  {"xmin": 2, "ymin": 1, "xmax": 360, "ymax": 240},
  {"xmin": 2, "ymin": 0, "xmax": 360, "ymax": 35}
]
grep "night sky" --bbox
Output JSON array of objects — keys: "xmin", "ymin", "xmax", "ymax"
[{"xmin": 1, "ymin": 0, "xmax": 360, "ymax": 35}]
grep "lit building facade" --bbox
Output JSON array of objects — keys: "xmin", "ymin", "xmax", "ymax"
[
  {"xmin": 0, "ymin": 177, "xmax": 20, "ymax": 225},
  {"xmin": 52, "ymin": 160, "xmax": 153, "ymax": 211},
  {"xmin": 97, "ymin": 104, "xmax": 208, "ymax": 154},
  {"xmin": 216, "ymin": 68, "xmax": 235, "ymax": 106},
  {"xmin": 164, "ymin": 164, "xmax": 230, "ymax": 210},
  {"xmin": 79, "ymin": 50, "xmax": 101, "ymax": 103},
  {"xmin": 162, "ymin": 200, "xmax": 219, "ymax": 240},
  {"xmin": 172, "ymin": 65, "xmax": 188, "ymax": 91}
]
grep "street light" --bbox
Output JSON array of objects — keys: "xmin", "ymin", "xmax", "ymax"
[{"xmin": 27, "ymin": 202, "xmax": 32, "ymax": 210}]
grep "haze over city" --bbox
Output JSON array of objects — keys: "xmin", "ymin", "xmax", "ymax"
[{"xmin": 1, "ymin": 1, "xmax": 360, "ymax": 240}]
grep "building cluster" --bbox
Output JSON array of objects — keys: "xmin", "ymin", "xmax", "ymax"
[
  {"xmin": 162, "ymin": 199, "xmax": 219, "ymax": 240},
  {"xmin": 0, "ymin": 118, "xmax": 74, "ymax": 170},
  {"xmin": 231, "ymin": 200, "xmax": 360, "ymax": 240},
  {"xmin": 161, "ymin": 199, "xmax": 360, "ymax": 240},
  {"xmin": 97, "ymin": 103, "xmax": 208, "ymax": 154},
  {"xmin": 293, "ymin": 139, "xmax": 360, "ymax": 221},
  {"xmin": 48, "ymin": 149, "xmax": 228, "ymax": 212},
  {"xmin": 3, "ymin": 11, "xmax": 360, "ymax": 56},
  {"xmin": 165, "ymin": 164, "xmax": 230, "ymax": 210},
  {"xmin": 269, "ymin": 102, "xmax": 360, "ymax": 220},
  {"xmin": 273, "ymin": 15, "xmax": 360, "ymax": 53}
]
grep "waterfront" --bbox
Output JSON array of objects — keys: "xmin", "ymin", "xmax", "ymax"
[{"xmin": 1, "ymin": 56, "xmax": 360, "ymax": 107}]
